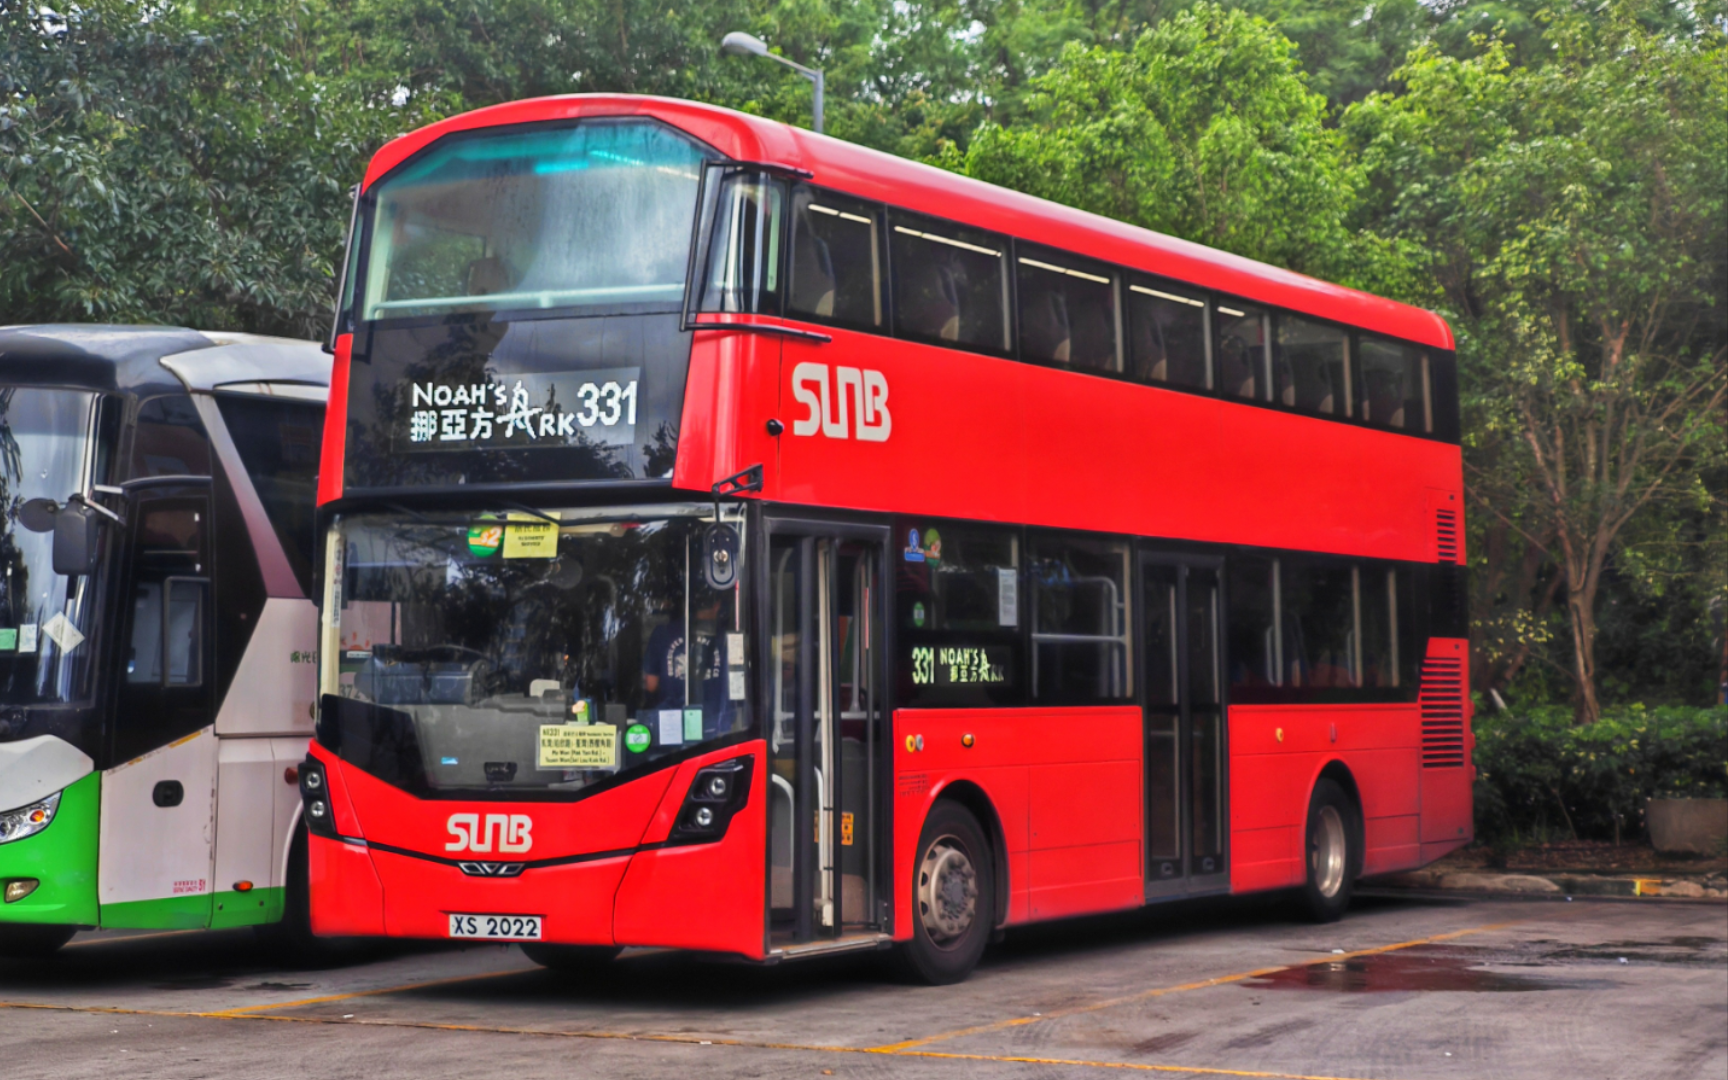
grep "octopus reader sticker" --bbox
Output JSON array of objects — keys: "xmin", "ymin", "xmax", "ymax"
[
  {"xmin": 538, "ymin": 723, "xmax": 616, "ymax": 769},
  {"xmin": 624, "ymin": 723, "xmax": 652, "ymax": 753}
]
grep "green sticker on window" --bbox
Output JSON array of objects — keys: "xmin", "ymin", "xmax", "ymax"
[
  {"xmin": 624, "ymin": 723, "xmax": 652, "ymax": 753},
  {"xmin": 0, "ymin": 628, "xmax": 15, "ymax": 652},
  {"xmin": 912, "ymin": 601, "xmax": 927, "ymax": 628},
  {"xmin": 467, "ymin": 522, "xmax": 503, "ymax": 557}
]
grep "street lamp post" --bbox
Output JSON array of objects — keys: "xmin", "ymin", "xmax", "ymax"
[{"xmin": 720, "ymin": 31, "xmax": 824, "ymax": 135}]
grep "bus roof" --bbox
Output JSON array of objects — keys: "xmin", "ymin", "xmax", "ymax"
[
  {"xmin": 360, "ymin": 95, "xmax": 1454, "ymax": 351},
  {"xmin": 0, "ymin": 325, "xmax": 329, "ymax": 396}
]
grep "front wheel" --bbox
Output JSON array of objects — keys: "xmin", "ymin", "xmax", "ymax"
[
  {"xmin": 1296, "ymin": 778, "xmax": 1361, "ymax": 923},
  {"xmin": 0, "ymin": 924, "xmax": 76, "ymax": 959},
  {"xmin": 896, "ymin": 800, "xmax": 994, "ymax": 985}
]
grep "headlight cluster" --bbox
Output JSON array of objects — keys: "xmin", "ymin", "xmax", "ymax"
[
  {"xmin": 0, "ymin": 792, "xmax": 60, "ymax": 845},
  {"xmin": 669, "ymin": 756, "xmax": 753, "ymax": 845},
  {"xmin": 297, "ymin": 757, "xmax": 339, "ymax": 839}
]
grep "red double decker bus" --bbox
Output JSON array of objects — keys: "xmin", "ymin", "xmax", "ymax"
[{"xmin": 304, "ymin": 95, "xmax": 1471, "ymax": 984}]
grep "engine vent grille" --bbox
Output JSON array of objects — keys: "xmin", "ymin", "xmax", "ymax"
[
  {"xmin": 1435, "ymin": 508, "xmax": 1460, "ymax": 563},
  {"xmin": 1419, "ymin": 657, "xmax": 1466, "ymax": 768}
]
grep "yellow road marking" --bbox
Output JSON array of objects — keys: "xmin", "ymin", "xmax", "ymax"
[
  {"xmin": 212, "ymin": 967, "xmax": 527, "ymax": 1014},
  {"xmin": 0, "ymin": 1000, "xmax": 1402, "ymax": 1080},
  {"xmin": 870, "ymin": 920, "xmax": 1522, "ymax": 1052}
]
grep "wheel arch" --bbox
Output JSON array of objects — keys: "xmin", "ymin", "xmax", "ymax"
[{"xmin": 929, "ymin": 779, "xmax": 1010, "ymax": 930}]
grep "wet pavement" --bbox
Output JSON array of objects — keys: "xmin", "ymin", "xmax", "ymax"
[{"xmin": 1, "ymin": 892, "xmax": 1723, "ymax": 1079}]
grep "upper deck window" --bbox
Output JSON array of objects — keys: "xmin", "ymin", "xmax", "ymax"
[
  {"xmin": 1127, "ymin": 279, "xmax": 1209, "ymax": 390},
  {"xmin": 788, "ymin": 187, "xmax": 882, "ymax": 330},
  {"xmin": 1214, "ymin": 302, "xmax": 1270, "ymax": 401},
  {"xmin": 1274, "ymin": 316, "xmax": 1351, "ymax": 417},
  {"xmin": 1357, "ymin": 336, "xmax": 1431, "ymax": 433},
  {"xmin": 1017, "ymin": 245, "xmax": 1120, "ymax": 372},
  {"xmin": 889, "ymin": 212, "xmax": 1011, "ymax": 354},
  {"xmin": 359, "ymin": 120, "xmax": 711, "ymax": 321}
]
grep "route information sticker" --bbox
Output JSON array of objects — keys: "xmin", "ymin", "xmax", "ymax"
[{"xmin": 538, "ymin": 723, "xmax": 617, "ymax": 769}]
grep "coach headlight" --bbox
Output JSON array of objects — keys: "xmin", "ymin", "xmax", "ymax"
[
  {"xmin": 297, "ymin": 757, "xmax": 340, "ymax": 839},
  {"xmin": 0, "ymin": 792, "xmax": 60, "ymax": 845}
]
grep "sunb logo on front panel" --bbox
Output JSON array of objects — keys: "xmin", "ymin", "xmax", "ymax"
[
  {"xmin": 445, "ymin": 813, "xmax": 533, "ymax": 854},
  {"xmin": 791, "ymin": 362, "xmax": 891, "ymax": 441}
]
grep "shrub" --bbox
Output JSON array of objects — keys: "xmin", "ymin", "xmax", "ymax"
[{"xmin": 1471, "ymin": 704, "xmax": 1728, "ymax": 845}]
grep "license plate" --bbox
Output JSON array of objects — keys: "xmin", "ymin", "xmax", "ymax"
[{"xmin": 448, "ymin": 913, "xmax": 542, "ymax": 940}]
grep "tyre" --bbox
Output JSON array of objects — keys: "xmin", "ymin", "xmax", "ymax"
[
  {"xmin": 0, "ymin": 924, "xmax": 76, "ymax": 959},
  {"xmin": 520, "ymin": 943, "xmax": 621, "ymax": 975},
  {"xmin": 896, "ymin": 800, "xmax": 994, "ymax": 985},
  {"xmin": 1296, "ymin": 778, "xmax": 1361, "ymax": 923}
]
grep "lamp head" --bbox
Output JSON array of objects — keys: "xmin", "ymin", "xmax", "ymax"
[{"xmin": 720, "ymin": 31, "xmax": 769, "ymax": 58}]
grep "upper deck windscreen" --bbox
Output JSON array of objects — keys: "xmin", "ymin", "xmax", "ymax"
[
  {"xmin": 362, "ymin": 121, "xmax": 709, "ymax": 320},
  {"xmin": 341, "ymin": 119, "xmax": 714, "ymax": 492}
]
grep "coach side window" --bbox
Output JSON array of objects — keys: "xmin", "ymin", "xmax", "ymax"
[
  {"xmin": 788, "ymin": 186, "xmax": 882, "ymax": 331},
  {"xmin": 130, "ymin": 395, "xmax": 211, "ymax": 479},
  {"xmin": 1017, "ymin": 244, "xmax": 1120, "ymax": 372},
  {"xmin": 1357, "ymin": 336, "xmax": 1431, "ymax": 433},
  {"xmin": 890, "ymin": 212, "xmax": 1011, "ymax": 353},
  {"xmin": 897, "ymin": 522, "xmax": 1023, "ymax": 707},
  {"xmin": 1213, "ymin": 302, "xmax": 1270, "ymax": 401},
  {"xmin": 1274, "ymin": 316, "xmax": 1351, "ymax": 416},
  {"xmin": 1030, "ymin": 535, "xmax": 1133, "ymax": 702},
  {"xmin": 1127, "ymin": 279, "xmax": 1209, "ymax": 390},
  {"xmin": 698, "ymin": 172, "xmax": 784, "ymax": 315}
]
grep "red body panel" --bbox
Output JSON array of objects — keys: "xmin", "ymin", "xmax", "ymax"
[
  {"xmin": 685, "ymin": 326, "xmax": 1461, "ymax": 563},
  {"xmin": 613, "ymin": 744, "xmax": 768, "ymax": 956},
  {"xmin": 304, "ymin": 738, "xmax": 772, "ymax": 956},
  {"xmin": 892, "ymin": 707, "xmax": 1143, "ymax": 937},
  {"xmin": 318, "ymin": 333, "xmax": 351, "ymax": 506}
]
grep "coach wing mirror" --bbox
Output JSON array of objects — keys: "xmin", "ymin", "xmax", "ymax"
[
  {"xmin": 18, "ymin": 498, "xmax": 59, "ymax": 534},
  {"xmin": 703, "ymin": 523, "xmax": 741, "ymax": 590},
  {"xmin": 51, "ymin": 502, "xmax": 101, "ymax": 577}
]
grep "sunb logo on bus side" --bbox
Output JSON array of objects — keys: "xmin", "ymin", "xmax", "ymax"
[
  {"xmin": 791, "ymin": 362, "xmax": 891, "ymax": 441},
  {"xmin": 446, "ymin": 813, "xmax": 533, "ymax": 854}
]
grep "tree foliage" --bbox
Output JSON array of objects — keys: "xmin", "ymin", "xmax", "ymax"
[{"xmin": 1, "ymin": 0, "xmax": 1722, "ymax": 711}]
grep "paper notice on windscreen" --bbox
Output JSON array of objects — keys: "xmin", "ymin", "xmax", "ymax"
[
  {"xmin": 538, "ymin": 723, "xmax": 617, "ymax": 769},
  {"xmin": 658, "ymin": 709, "xmax": 684, "ymax": 746},
  {"xmin": 41, "ymin": 613, "xmax": 85, "ymax": 653}
]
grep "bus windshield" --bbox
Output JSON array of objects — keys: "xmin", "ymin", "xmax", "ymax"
[
  {"xmin": 0, "ymin": 387, "xmax": 101, "ymax": 706},
  {"xmin": 321, "ymin": 508, "xmax": 748, "ymax": 797},
  {"xmin": 358, "ymin": 120, "xmax": 712, "ymax": 321}
]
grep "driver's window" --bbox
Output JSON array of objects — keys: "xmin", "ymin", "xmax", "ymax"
[{"xmin": 126, "ymin": 502, "xmax": 207, "ymax": 688}]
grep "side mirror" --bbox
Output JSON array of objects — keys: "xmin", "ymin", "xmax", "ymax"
[
  {"xmin": 52, "ymin": 503, "xmax": 101, "ymax": 577},
  {"xmin": 702, "ymin": 523, "xmax": 741, "ymax": 590}
]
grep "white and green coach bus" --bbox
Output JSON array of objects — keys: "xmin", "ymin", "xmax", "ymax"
[{"xmin": 0, "ymin": 326, "xmax": 328, "ymax": 956}]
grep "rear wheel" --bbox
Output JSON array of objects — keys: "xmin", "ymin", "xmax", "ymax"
[
  {"xmin": 521, "ymin": 943, "xmax": 621, "ymax": 975},
  {"xmin": 1296, "ymin": 778, "xmax": 1360, "ymax": 923},
  {"xmin": 0, "ymin": 924, "xmax": 76, "ymax": 958},
  {"xmin": 896, "ymin": 800, "xmax": 993, "ymax": 985}
]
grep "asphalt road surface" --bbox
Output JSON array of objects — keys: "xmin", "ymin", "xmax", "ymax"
[{"xmin": 2, "ymin": 892, "xmax": 1723, "ymax": 1080}]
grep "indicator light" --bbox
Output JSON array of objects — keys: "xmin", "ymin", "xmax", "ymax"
[
  {"xmin": 961, "ymin": 733, "xmax": 975, "ymax": 748},
  {"xmin": 234, "ymin": 881, "xmax": 254, "ymax": 893},
  {"xmin": 283, "ymin": 766, "xmax": 299, "ymax": 785},
  {"xmin": 3, "ymin": 879, "xmax": 39, "ymax": 903}
]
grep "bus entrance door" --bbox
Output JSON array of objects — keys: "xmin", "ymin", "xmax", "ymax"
[
  {"xmin": 766, "ymin": 526, "xmax": 887, "ymax": 948},
  {"xmin": 1141, "ymin": 555, "xmax": 1229, "ymax": 899}
]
